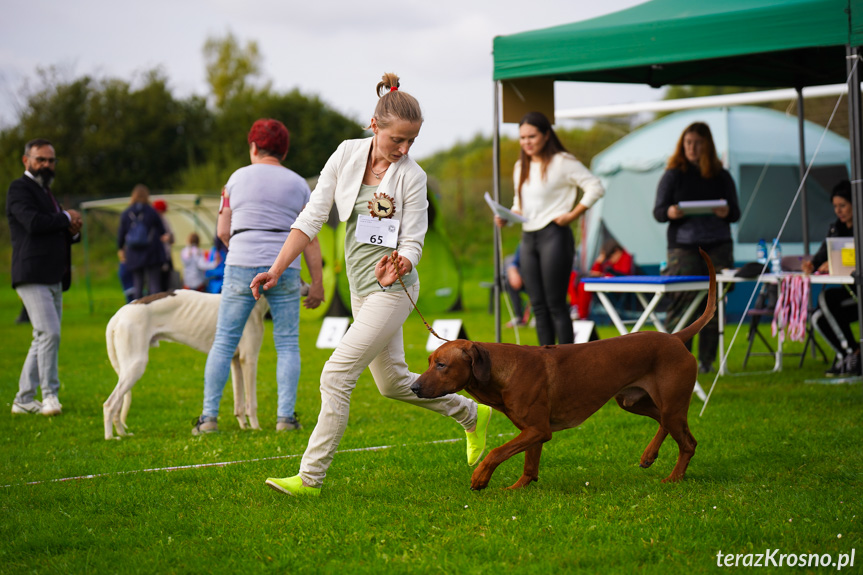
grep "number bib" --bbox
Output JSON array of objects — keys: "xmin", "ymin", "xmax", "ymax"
[{"xmin": 356, "ymin": 215, "xmax": 400, "ymax": 248}]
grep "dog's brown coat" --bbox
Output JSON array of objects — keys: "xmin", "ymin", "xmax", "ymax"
[{"xmin": 412, "ymin": 249, "xmax": 716, "ymax": 490}]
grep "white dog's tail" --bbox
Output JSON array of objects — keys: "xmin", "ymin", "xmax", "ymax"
[{"xmin": 105, "ymin": 312, "xmax": 122, "ymax": 376}]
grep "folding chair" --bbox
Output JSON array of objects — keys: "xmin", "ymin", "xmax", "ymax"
[
  {"xmin": 742, "ymin": 284, "xmax": 777, "ymax": 368},
  {"xmin": 743, "ymin": 279, "xmax": 828, "ymax": 369}
]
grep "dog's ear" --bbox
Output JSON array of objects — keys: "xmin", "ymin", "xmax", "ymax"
[{"xmin": 466, "ymin": 342, "xmax": 491, "ymax": 383}]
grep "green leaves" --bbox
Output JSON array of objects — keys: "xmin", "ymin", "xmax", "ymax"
[{"xmin": 0, "ymin": 33, "xmax": 365, "ymax": 218}]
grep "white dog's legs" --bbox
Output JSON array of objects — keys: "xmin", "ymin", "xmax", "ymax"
[
  {"xmin": 103, "ymin": 363, "xmax": 145, "ymax": 440},
  {"xmin": 234, "ymin": 300, "xmax": 265, "ymax": 431},
  {"xmin": 120, "ymin": 391, "xmax": 132, "ymax": 432},
  {"xmin": 104, "ymin": 323, "xmax": 149, "ymax": 439},
  {"xmin": 243, "ymin": 354, "xmax": 260, "ymax": 430},
  {"xmin": 231, "ymin": 357, "xmax": 248, "ymax": 430},
  {"xmin": 232, "ymin": 355, "xmax": 261, "ymax": 430}
]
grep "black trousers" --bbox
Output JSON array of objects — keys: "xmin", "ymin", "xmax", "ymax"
[
  {"xmin": 521, "ymin": 223, "xmax": 575, "ymax": 345},
  {"xmin": 665, "ymin": 242, "xmax": 734, "ymax": 367},
  {"xmin": 132, "ymin": 265, "xmax": 163, "ymax": 300},
  {"xmin": 811, "ymin": 286, "xmax": 859, "ymax": 357}
]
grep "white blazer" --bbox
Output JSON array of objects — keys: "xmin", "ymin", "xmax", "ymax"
[{"xmin": 292, "ymin": 137, "xmax": 429, "ymax": 270}]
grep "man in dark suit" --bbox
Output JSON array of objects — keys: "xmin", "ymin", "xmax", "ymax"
[{"xmin": 7, "ymin": 138, "xmax": 82, "ymax": 416}]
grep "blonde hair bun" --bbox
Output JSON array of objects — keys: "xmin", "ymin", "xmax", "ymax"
[{"xmin": 372, "ymin": 72, "xmax": 423, "ymax": 128}]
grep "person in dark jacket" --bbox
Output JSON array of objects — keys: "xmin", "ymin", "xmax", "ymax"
[
  {"xmin": 803, "ymin": 181, "xmax": 859, "ymax": 376},
  {"xmin": 7, "ymin": 138, "xmax": 82, "ymax": 416},
  {"xmin": 117, "ymin": 184, "xmax": 166, "ymax": 300},
  {"xmin": 653, "ymin": 121, "xmax": 741, "ymax": 373}
]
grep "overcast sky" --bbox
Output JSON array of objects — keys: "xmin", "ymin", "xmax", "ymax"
[{"xmin": 0, "ymin": 0, "xmax": 664, "ymax": 159}]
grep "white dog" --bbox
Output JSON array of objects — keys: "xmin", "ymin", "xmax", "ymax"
[{"xmin": 103, "ymin": 289, "xmax": 268, "ymax": 440}]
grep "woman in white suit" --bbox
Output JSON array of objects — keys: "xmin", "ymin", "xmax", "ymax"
[{"xmin": 252, "ymin": 73, "xmax": 491, "ymax": 496}]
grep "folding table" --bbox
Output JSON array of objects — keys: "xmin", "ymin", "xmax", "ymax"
[
  {"xmin": 582, "ymin": 275, "xmax": 710, "ymax": 401},
  {"xmin": 581, "ymin": 275, "xmax": 711, "ymax": 335},
  {"xmin": 715, "ymin": 272, "xmax": 854, "ymax": 375}
]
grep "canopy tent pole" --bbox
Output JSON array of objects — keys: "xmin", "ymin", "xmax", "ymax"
[
  {"xmin": 82, "ymin": 207, "xmax": 94, "ymax": 315},
  {"xmin": 846, "ymin": 46, "xmax": 863, "ymax": 356},
  {"xmin": 796, "ymin": 87, "xmax": 811, "ymax": 255},
  {"xmin": 493, "ymin": 80, "xmax": 502, "ymax": 343}
]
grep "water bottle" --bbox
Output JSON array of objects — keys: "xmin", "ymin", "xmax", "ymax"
[
  {"xmin": 770, "ymin": 238, "xmax": 782, "ymax": 274},
  {"xmin": 756, "ymin": 239, "xmax": 768, "ymax": 265}
]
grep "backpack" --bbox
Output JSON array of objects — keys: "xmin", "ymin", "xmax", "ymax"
[{"xmin": 125, "ymin": 211, "xmax": 151, "ymax": 249}]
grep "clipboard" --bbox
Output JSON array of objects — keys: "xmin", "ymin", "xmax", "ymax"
[
  {"xmin": 484, "ymin": 192, "xmax": 527, "ymax": 224},
  {"xmin": 678, "ymin": 199, "xmax": 727, "ymax": 215}
]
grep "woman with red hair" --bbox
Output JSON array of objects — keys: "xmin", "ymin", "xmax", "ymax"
[{"xmin": 193, "ymin": 118, "xmax": 324, "ymax": 436}]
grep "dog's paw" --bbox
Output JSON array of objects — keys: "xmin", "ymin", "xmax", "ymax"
[
  {"xmin": 505, "ymin": 475, "xmax": 537, "ymax": 490},
  {"xmin": 470, "ymin": 476, "xmax": 491, "ymax": 491}
]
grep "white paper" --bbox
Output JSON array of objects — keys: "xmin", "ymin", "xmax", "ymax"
[
  {"xmin": 426, "ymin": 319, "xmax": 464, "ymax": 351},
  {"xmin": 484, "ymin": 192, "xmax": 528, "ymax": 224},
  {"xmin": 316, "ymin": 317, "xmax": 350, "ymax": 349},
  {"xmin": 678, "ymin": 199, "xmax": 728, "ymax": 215},
  {"xmin": 355, "ymin": 215, "xmax": 399, "ymax": 248},
  {"xmin": 572, "ymin": 320, "xmax": 595, "ymax": 344}
]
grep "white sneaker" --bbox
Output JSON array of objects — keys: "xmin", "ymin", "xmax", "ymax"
[
  {"xmin": 11, "ymin": 400, "xmax": 42, "ymax": 414},
  {"xmin": 41, "ymin": 396, "xmax": 62, "ymax": 416}
]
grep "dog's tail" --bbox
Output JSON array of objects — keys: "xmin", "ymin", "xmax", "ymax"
[
  {"xmin": 105, "ymin": 311, "xmax": 122, "ymax": 376},
  {"xmin": 672, "ymin": 248, "xmax": 717, "ymax": 344}
]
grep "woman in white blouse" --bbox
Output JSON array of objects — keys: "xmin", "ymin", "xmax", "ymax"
[{"xmin": 498, "ymin": 112, "xmax": 605, "ymax": 345}]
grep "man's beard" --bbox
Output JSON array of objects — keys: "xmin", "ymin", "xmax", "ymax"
[{"xmin": 32, "ymin": 167, "xmax": 55, "ymax": 188}]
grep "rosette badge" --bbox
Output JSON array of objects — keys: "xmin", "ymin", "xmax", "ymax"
[{"xmin": 368, "ymin": 192, "xmax": 396, "ymax": 219}]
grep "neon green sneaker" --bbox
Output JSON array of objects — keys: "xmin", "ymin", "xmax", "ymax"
[
  {"xmin": 265, "ymin": 475, "xmax": 320, "ymax": 497},
  {"xmin": 466, "ymin": 404, "xmax": 492, "ymax": 466}
]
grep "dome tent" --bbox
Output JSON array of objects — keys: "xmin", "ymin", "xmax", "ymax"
[{"xmin": 583, "ymin": 106, "xmax": 851, "ymax": 270}]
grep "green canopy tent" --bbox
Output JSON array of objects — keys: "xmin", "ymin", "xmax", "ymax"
[{"xmin": 490, "ymin": 0, "xmax": 863, "ymax": 342}]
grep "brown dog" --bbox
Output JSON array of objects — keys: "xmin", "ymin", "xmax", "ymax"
[{"xmin": 412, "ymin": 249, "xmax": 716, "ymax": 490}]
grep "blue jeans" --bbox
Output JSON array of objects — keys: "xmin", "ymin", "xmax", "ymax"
[{"xmin": 202, "ymin": 265, "xmax": 301, "ymax": 419}]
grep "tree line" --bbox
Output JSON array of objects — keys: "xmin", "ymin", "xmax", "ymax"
[
  {"xmin": 1, "ymin": 30, "xmax": 845, "ymax": 260},
  {"xmin": 0, "ymin": 33, "xmax": 365, "ymax": 225}
]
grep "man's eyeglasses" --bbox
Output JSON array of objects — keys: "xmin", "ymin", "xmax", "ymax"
[{"xmin": 28, "ymin": 156, "xmax": 56, "ymax": 164}]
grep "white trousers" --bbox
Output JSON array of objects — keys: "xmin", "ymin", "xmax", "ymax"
[
  {"xmin": 299, "ymin": 282, "xmax": 477, "ymax": 487},
  {"xmin": 15, "ymin": 283, "xmax": 63, "ymax": 403}
]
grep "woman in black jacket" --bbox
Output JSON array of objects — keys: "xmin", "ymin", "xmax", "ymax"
[
  {"xmin": 804, "ymin": 181, "xmax": 858, "ymax": 375},
  {"xmin": 653, "ymin": 122, "xmax": 741, "ymax": 373}
]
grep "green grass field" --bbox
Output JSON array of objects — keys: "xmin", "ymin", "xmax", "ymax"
[{"xmin": 0, "ymin": 269, "xmax": 860, "ymax": 574}]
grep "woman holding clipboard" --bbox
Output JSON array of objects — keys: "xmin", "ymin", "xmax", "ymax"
[
  {"xmin": 653, "ymin": 121, "xmax": 740, "ymax": 374},
  {"xmin": 496, "ymin": 112, "xmax": 605, "ymax": 346}
]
